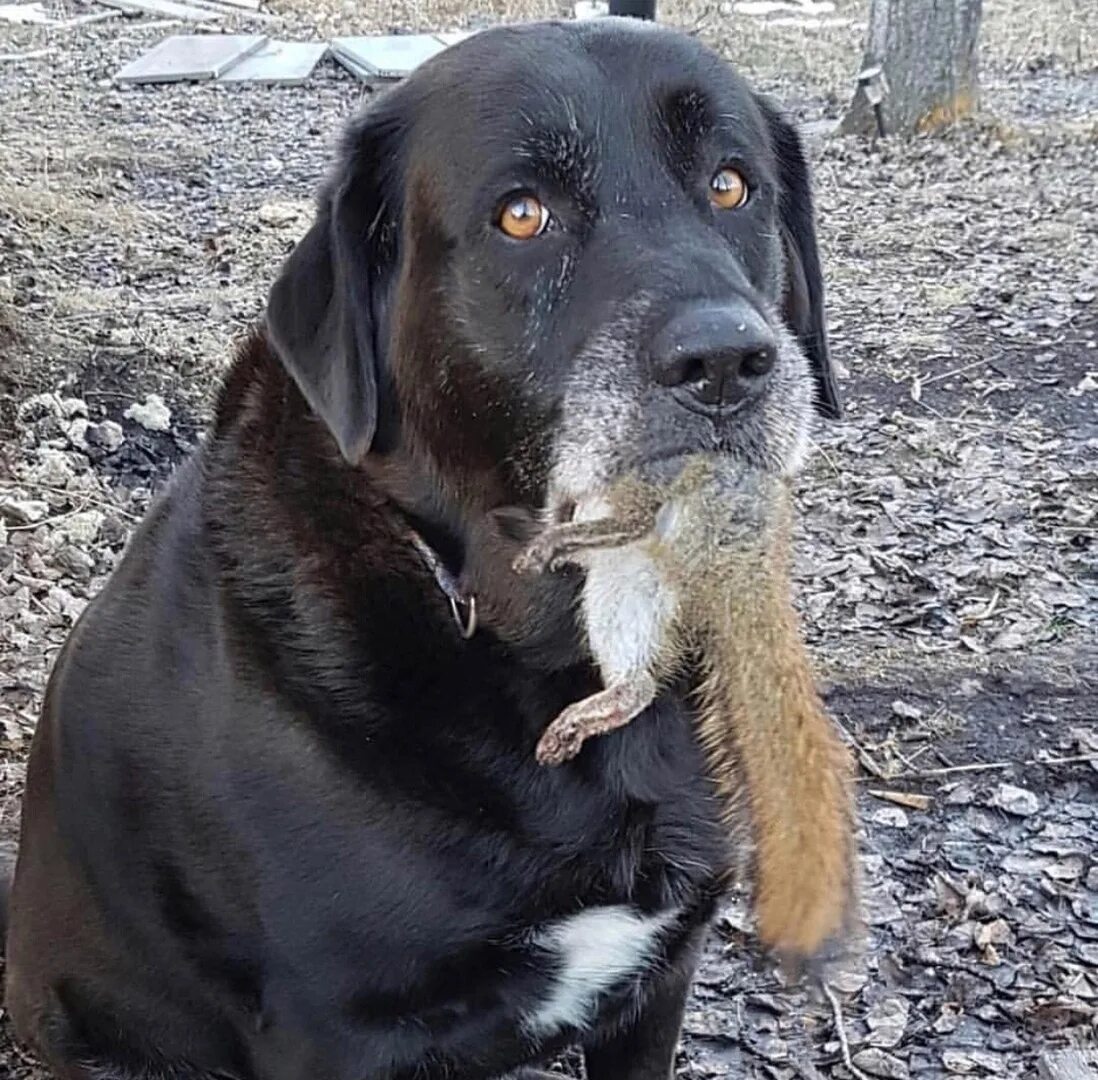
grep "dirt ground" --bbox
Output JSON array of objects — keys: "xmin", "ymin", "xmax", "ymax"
[{"xmin": 0, "ymin": 0, "xmax": 1095, "ymax": 1076}]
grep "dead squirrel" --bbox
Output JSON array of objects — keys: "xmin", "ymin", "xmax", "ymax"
[{"xmin": 513, "ymin": 456, "xmax": 857, "ymax": 963}]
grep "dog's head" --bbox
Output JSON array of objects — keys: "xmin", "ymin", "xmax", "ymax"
[{"xmin": 266, "ymin": 19, "xmax": 840, "ymax": 521}]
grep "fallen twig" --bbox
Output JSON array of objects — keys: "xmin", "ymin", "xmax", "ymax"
[
  {"xmin": 862, "ymin": 753, "xmax": 1098, "ymax": 781},
  {"xmin": 834, "ymin": 717, "xmax": 889, "ymax": 780},
  {"xmin": 822, "ymin": 982, "xmax": 870, "ymax": 1080},
  {"xmin": 34, "ymin": 484, "xmax": 139, "ymax": 521},
  {"xmin": 3, "ymin": 498, "xmax": 93, "ymax": 533},
  {"xmin": 868, "ymin": 789, "xmax": 932, "ymax": 811}
]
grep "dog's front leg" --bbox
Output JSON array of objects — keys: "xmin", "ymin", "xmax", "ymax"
[{"xmin": 581, "ymin": 930, "xmax": 703, "ymax": 1080}]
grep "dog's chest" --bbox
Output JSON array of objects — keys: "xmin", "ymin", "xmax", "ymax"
[{"xmin": 522, "ymin": 904, "xmax": 679, "ymax": 1038}]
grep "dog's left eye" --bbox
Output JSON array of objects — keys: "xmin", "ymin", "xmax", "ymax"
[
  {"xmin": 497, "ymin": 194, "xmax": 550, "ymax": 240},
  {"xmin": 709, "ymin": 167, "xmax": 749, "ymax": 210}
]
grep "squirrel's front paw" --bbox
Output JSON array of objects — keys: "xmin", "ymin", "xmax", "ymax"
[{"xmin": 513, "ymin": 538, "xmax": 562, "ymax": 576}]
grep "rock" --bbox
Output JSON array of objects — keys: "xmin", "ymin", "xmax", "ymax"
[
  {"xmin": 16, "ymin": 391, "xmax": 63, "ymax": 424},
  {"xmin": 66, "ymin": 416, "xmax": 91, "ymax": 448},
  {"xmin": 59, "ymin": 396, "xmax": 88, "ymax": 418},
  {"xmin": 891, "ymin": 698, "xmax": 924, "ymax": 719},
  {"xmin": 864, "ymin": 883, "xmax": 905, "ymax": 926},
  {"xmin": 872, "ymin": 806, "xmax": 910, "ymax": 828},
  {"xmin": 20, "ymin": 410, "xmax": 67, "ymax": 444},
  {"xmin": 43, "ymin": 585, "xmax": 86, "ymax": 623},
  {"xmin": 1069, "ymin": 371, "xmax": 1097, "ymax": 395},
  {"xmin": 17, "ymin": 607, "xmax": 48, "ymax": 636},
  {"xmin": 1038, "ymin": 1050, "xmax": 1098, "ymax": 1080},
  {"xmin": 975, "ymin": 917, "xmax": 1012, "ymax": 946},
  {"xmin": 124, "ymin": 393, "xmax": 172, "ymax": 433},
  {"xmin": 991, "ymin": 783, "xmax": 1040, "ymax": 817},
  {"xmin": 933, "ymin": 1004, "xmax": 962, "ymax": 1034},
  {"xmin": 0, "ymin": 496, "xmax": 48, "ymax": 525},
  {"xmin": 58, "ymin": 509, "xmax": 105, "ymax": 547},
  {"xmin": 0, "ymin": 585, "xmax": 32, "ymax": 621},
  {"xmin": 852, "ymin": 1048, "xmax": 910, "ymax": 1079},
  {"xmin": 258, "ymin": 199, "xmax": 308, "ymax": 228},
  {"xmin": 945, "ymin": 781, "xmax": 976, "ymax": 805},
  {"xmin": 85, "ymin": 419, "xmax": 125, "ymax": 452},
  {"xmin": 943, "ymin": 1050, "xmax": 1007, "ymax": 1074},
  {"xmin": 98, "ymin": 512, "xmax": 129, "ymax": 548},
  {"xmin": 865, "ymin": 996, "xmax": 909, "ymax": 1048},
  {"xmin": 51, "ymin": 543, "xmax": 95, "ymax": 581},
  {"xmin": 28, "ymin": 447, "xmax": 77, "ymax": 488},
  {"xmin": 828, "ymin": 966, "xmax": 869, "ymax": 994},
  {"xmin": 990, "ymin": 626, "xmax": 1028, "ymax": 650}
]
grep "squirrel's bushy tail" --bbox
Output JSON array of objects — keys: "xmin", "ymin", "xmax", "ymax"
[{"xmin": 696, "ymin": 508, "xmax": 857, "ymax": 962}]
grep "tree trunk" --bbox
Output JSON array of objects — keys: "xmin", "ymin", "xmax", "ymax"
[
  {"xmin": 841, "ymin": 0, "xmax": 983, "ymax": 138},
  {"xmin": 608, "ymin": 0, "xmax": 656, "ymax": 18}
]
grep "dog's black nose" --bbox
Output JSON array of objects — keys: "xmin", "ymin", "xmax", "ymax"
[{"xmin": 650, "ymin": 301, "xmax": 777, "ymax": 409}]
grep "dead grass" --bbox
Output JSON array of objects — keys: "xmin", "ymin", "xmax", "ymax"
[
  {"xmin": 0, "ymin": 178, "xmax": 157, "ymax": 239},
  {"xmin": 982, "ymin": 0, "xmax": 1095, "ymax": 71}
]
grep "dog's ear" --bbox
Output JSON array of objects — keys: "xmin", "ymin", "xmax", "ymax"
[
  {"xmin": 265, "ymin": 109, "xmax": 404, "ymax": 462},
  {"xmin": 757, "ymin": 98, "xmax": 843, "ymax": 420}
]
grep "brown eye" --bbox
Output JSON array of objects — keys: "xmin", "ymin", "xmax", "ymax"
[
  {"xmin": 709, "ymin": 167, "xmax": 748, "ymax": 209},
  {"xmin": 498, "ymin": 194, "xmax": 549, "ymax": 240}
]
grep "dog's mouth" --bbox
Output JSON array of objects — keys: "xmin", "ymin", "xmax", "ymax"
[
  {"xmin": 545, "ymin": 444, "xmax": 759, "ymax": 524},
  {"xmin": 546, "ymin": 306, "xmax": 812, "ymax": 514}
]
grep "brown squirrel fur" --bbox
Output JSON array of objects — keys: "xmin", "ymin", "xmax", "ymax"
[{"xmin": 513, "ymin": 456, "xmax": 857, "ymax": 962}]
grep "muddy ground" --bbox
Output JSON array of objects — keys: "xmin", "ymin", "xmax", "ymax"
[{"xmin": 0, "ymin": 0, "xmax": 1096, "ymax": 1076}]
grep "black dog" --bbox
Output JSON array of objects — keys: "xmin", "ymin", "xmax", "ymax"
[{"xmin": 4, "ymin": 19, "xmax": 840, "ymax": 1080}]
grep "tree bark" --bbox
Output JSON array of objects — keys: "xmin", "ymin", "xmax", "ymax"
[
  {"xmin": 608, "ymin": 0, "xmax": 656, "ymax": 18},
  {"xmin": 841, "ymin": 0, "xmax": 983, "ymax": 138}
]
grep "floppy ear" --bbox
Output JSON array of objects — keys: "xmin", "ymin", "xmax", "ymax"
[
  {"xmin": 757, "ymin": 99, "xmax": 843, "ymax": 420},
  {"xmin": 265, "ymin": 110, "xmax": 403, "ymax": 462}
]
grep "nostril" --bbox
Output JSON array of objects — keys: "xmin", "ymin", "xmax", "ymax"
[
  {"xmin": 741, "ymin": 347, "xmax": 776, "ymax": 378},
  {"xmin": 681, "ymin": 356, "xmax": 708, "ymax": 387}
]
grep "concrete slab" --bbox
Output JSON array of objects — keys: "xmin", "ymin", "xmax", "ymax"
[
  {"xmin": 433, "ymin": 30, "xmax": 476, "ymax": 46},
  {"xmin": 330, "ymin": 48, "xmax": 373, "ymax": 81},
  {"xmin": 329, "ymin": 34, "xmax": 445, "ymax": 79},
  {"xmin": 218, "ymin": 40, "xmax": 326, "ymax": 83},
  {"xmin": 100, "ymin": 0, "xmax": 221, "ymax": 22},
  {"xmin": 115, "ymin": 33, "xmax": 267, "ymax": 83},
  {"xmin": 0, "ymin": 3, "xmax": 52, "ymax": 23},
  {"xmin": 204, "ymin": 0, "xmax": 260, "ymax": 10}
]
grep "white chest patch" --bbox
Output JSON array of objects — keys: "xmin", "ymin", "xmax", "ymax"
[{"xmin": 523, "ymin": 905, "xmax": 678, "ymax": 1038}]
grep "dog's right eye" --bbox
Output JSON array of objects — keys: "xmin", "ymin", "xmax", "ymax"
[
  {"xmin": 709, "ymin": 167, "xmax": 749, "ymax": 210},
  {"xmin": 497, "ymin": 194, "xmax": 550, "ymax": 240}
]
